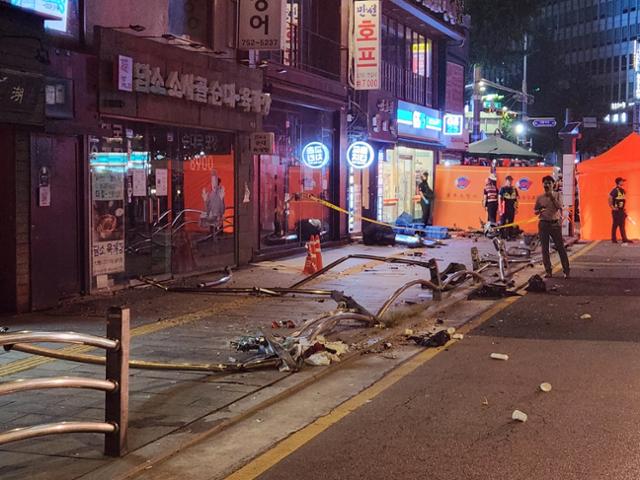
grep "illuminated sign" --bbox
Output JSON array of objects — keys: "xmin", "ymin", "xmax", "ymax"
[
  {"xmin": 347, "ymin": 141, "xmax": 375, "ymax": 169},
  {"xmin": 350, "ymin": 0, "xmax": 381, "ymax": 90},
  {"xmin": 301, "ymin": 142, "xmax": 330, "ymax": 169},
  {"xmin": 635, "ymin": 39, "xmax": 640, "ymax": 99},
  {"xmin": 396, "ymin": 101, "xmax": 442, "ymax": 141},
  {"xmin": 443, "ymin": 114, "xmax": 463, "ymax": 135},
  {"xmin": 9, "ymin": 0, "xmax": 69, "ymax": 32}
]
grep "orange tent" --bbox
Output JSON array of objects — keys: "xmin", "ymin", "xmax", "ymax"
[{"xmin": 576, "ymin": 133, "xmax": 640, "ymax": 240}]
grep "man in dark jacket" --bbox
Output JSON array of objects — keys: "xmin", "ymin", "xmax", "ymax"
[
  {"xmin": 418, "ymin": 171, "xmax": 434, "ymax": 225},
  {"xmin": 609, "ymin": 177, "xmax": 631, "ymax": 244},
  {"xmin": 535, "ymin": 175, "xmax": 570, "ymax": 278},
  {"xmin": 499, "ymin": 175, "xmax": 519, "ymax": 240}
]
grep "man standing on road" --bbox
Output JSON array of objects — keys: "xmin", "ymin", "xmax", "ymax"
[
  {"xmin": 483, "ymin": 174, "xmax": 499, "ymax": 225},
  {"xmin": 609, "ymin": 177, "xmax": 631, "ymax": 244},
  {"xmin": 499, "ymin": 175, "xmax": 519, "ymax": 240},
  {"xmin": 418, "ymin": 171, "xmax": 434, "ymax": 226},
  {"xmin": 534, "ymin": 175, "xmax": 570, "ymax": 279}
]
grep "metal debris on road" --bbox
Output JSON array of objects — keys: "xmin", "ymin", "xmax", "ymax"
[{"xmin": 490, "ymin": 353, "xmax": 509, "ymax": 361}]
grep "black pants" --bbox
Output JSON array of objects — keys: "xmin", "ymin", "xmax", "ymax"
[
  {"xmin": 487, "ymin": 202, "xmax": 498, "ymax": 224},
  {"xmin": 611, "ymin": 210, "xmax": 628, "ymax": 242},
  {"xmin": 539, "ymin": 220, "xmax": 570, "ymax": 275},
  {"xmin": 420, "ymin": 200, "xmax": 431, "ymax": 226},
  {"xmin": 500, "ymin": 206, "xmax": 516, "ymax": 239}
]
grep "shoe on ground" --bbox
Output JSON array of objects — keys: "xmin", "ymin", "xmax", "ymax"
[
  {"xmin": 623, "ymin": 240, "xmax": 634, "ymax": 244},
  {"xmin": 612, "ymin": 240, "xmax": 618, "ymax": 244},
  {"xmin": 563, "ymin": 271, "xmax": 570, "ymax": 279}
]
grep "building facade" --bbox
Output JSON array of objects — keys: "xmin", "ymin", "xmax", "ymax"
[{"xmin": 538, "ymin": 0, "xmax": 640, "ymax": 125}]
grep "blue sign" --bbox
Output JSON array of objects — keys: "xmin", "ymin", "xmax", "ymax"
[
  {"xmin": 443, "ymin": 114, "xmax": 463, "ymax": 136},
  {"xmin": 346, "ymin": 141, "xmax": 375, "ymax": 169},
  {"xmin": 396, "ymin": 101, "xmax": 442, "ymax": 141},
  {"xmin": 301, "ymin": 142, "xmax": 330, "ymax": 169},
  {"xmin": 456, "ymin": 176, "xmax": 470, "ymax": 190},
  {"xmin": 531, "ymin": 118, "xmax": 557, "ymax": 128},
  {"xmin": 9, "ymin": 0, "xmax": 70, "ymax": 32}
]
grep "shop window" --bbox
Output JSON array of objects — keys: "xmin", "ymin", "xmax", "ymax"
[
  {"xmin": 259, "ymin": 104, "xmax": 335, "ymax": 250},
  {"xmin": 89, "ymin": 121, "xmax": 235, "ymax": 289}
]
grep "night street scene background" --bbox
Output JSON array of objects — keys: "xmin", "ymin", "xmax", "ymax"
[{"xmin": 2, "ymin": 1, "xmax": 640, "ymax": 479}]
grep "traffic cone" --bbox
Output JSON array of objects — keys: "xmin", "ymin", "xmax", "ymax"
[
  {"xmin": 314, "ymin": 235, "xmax": 323, "ymax": 270},
  {"xmin": 303, "ymin": 238, "xmax": 318, "ymax": 274}
]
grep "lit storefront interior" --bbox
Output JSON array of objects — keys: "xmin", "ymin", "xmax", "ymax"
[{"xmin": 89, "ymin": 121, "xmax": 235, "ymax": 288}]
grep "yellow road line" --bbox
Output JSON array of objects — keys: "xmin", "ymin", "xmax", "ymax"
[{"xmin": 225, "ymin": 239, "xmax": 602, "ymax": 480}]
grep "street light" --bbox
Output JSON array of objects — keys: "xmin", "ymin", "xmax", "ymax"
[{"xmin": 514, "ymin": 123, "xmax": 525, "ymax": 135}]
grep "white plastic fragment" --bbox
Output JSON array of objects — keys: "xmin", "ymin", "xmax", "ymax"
[
  {"xmin": 404, "ymin": 329, "xmax": 414, "ymax": 336},
  {"xmin": 452, "ymin": 333, "xmax": 464, "ymax": 340},
  {"xmin": 580, "ymin": 314, "xmax": 592, "ymax": 320},
  {"xmin": 512, "ymin": 410, "xmax": 528, "ymax": 422},
  {"xmin": 447, "ymin": 327, "xmax": 456, "ymax": 335},
  {"xmin": 539, "ymin": 382, "xmax": 552, "ymax": 392},
  {"xmin": 490, "ymin": 353, "xmax": 509, "ymax": 361}
]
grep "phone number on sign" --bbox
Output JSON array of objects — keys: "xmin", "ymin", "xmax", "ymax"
[{"xmin": 239, "ymin": 39, "xmax": 280, "ymax": 48}]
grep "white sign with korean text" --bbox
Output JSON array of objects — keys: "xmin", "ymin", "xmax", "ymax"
[
  {"xmin": 132, "ymin": 169, "xmax": 147, "ymax": 197},
  {"xmin": 155, "ymin": 168, "xmax": 168, "ymax": 197},
  {"xmin": 250, "ymin": 132, "xmax": 275, "ymax": 154},
  {"xmin": 351, "ymin": 0, "xmax": 381, "ymax": 91},
  {"xmin": 118, "ymin": 55, "xmax": 133, "ymax": 92},
  {"xmin": 93, "ymin": 240, "xmax": 125, "ymax": 276},
  {"xmin": 238, "ymin": 0, "xmax": 287, "ymax": 51},
  {"xmin": 128, "ymin": 61, "xmax": 272, "ymax": 116}
]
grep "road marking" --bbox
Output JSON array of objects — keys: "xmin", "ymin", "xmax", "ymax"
[{"xmin": 226, "ymin": 240, "xmax": 602, "ymax": 480}]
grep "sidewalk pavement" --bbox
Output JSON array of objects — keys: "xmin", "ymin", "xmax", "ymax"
[{"xmin": 0, "ymin": 237, "xmax": 557, "ymax": 480}]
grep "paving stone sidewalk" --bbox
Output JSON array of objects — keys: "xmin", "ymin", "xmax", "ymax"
[{"xmin": 0, "ymin": 238, "xmax": 510, "ymax": 480}]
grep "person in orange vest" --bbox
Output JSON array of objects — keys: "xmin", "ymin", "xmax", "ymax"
[
  {"xmin": 483, "ymin": 174, "xmax": 499, "ymax": 225},
  {"xmin": 609, "ymin": 177, "xmax": 632, "ymax": 244}
]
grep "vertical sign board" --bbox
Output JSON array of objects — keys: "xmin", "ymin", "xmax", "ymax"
[
  {"xmin": 635, "ymin": 39, "xmax": 640, "ymax": 99},
  {"xmin": 237, "ymin": 0, "xmax": 287, "ymax": 50},
  {"xmin": 351, "ymin": 0, "xmax": 381, "ymax": 90}
]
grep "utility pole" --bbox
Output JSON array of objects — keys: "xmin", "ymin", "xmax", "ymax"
[
  {"xmin": 472, "ymin": 65, "xmax": 482, "ymax": 142},
  {"xmin": 521, "ymin": 33, "xmax": 529, "ymax": 147}
]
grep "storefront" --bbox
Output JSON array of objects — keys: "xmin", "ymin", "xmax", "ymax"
[
  {"xmin": 257, "ymin": 67, "xmax": 348, "ymax": 255},
  {"xmin": 377, "ymin": 100, "xmax": 442, "ymax": 224},
  {"xmin": 93, "ymin": 28, "xmax": 265, "ymax": 290}
]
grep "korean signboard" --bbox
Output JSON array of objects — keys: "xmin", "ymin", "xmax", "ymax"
[
  {"xmin": 0, "ymin": 68, "xmax": 43, "ymax": 116},
  {"xmin": 397, "ymin": 101, "xmax": 442, "ymax": 142},
  {"xmin": 237, "ymin": 0, "xmax": 287, "ymax": 50},
  {"xmin": 350, "ymin": 0, "xmax": 381, "ymax": 91},
  {"xmin": 5, "ymin": 0, "xmax": 70, "ymax": 32},
  {"xmin": 301, "ymin": 142, "xmax": 330, "ymax": 169},
  {"xmin": 250, "ymin": 132, "xmax": 275, "ymax": 154},
  {"xmin": 117, "ymin": 59, "xmax": 272, "ymax": 116},
  {"xmin": 347, "ymin": 141, "xmax": 375, "ymax": 169},
  {"xmin": 90, "ymin": 153, "xmax": 126, "ymax": 277}
]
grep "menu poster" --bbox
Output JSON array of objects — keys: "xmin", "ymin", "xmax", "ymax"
[
  {"xmin": 91, "ymin": 157, "xmax": 126, "ymax": 277},
  {"xmin": 155, "ymin": 168, "xmax": 168, "ymax": 196},
  {"xmin": 132, "ymin": 169, "xmax": 147, "ymax": 197}
]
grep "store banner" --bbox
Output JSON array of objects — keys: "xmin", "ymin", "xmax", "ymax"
[
  {"xmin": 237, "ymin": 0, "xmax": 287, "ymax": 50},
  {"xmin": 90, "ymin": 154, "xmax": 126, "ymax": 276},
  {"xmin": 350, "ymin": 0, "xmax": 381, "ymax": 90},
  {"xmin": 432, "ymin": 166, "xmax": 552, "ymax": 233}
]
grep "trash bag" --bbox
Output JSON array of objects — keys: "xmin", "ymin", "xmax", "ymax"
[
  {"xmin": 409, "ymin": 330, "xmax": 451, "ymax": 348},
  {"xmin": 395, "ymin": 211, "xmax": 414, "ymax": 226},
  {"xmin": 363, "ymin": 223, "xmax": 396, "ymax": 246},
  {"xmin": 296, "ymin": 219, "xmax": 322, "ymax": 242},
  {"xmin": 525, "ymin": 274, "xmax": 547, "ymax": 293}
]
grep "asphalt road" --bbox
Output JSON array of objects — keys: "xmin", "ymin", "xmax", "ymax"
[{"xmin": 255, "ymin": 241, "xmax": 640, "ymax": 480}]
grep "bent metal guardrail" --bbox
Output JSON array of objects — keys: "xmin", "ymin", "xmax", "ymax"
[{"xmin": 0, "ymin": 307, "xmax": 130, "ymax": 457}]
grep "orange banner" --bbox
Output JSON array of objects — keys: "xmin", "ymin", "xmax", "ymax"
[{"xmin": 432, "ymin": 165, "xmax": 553, "ymax": 233}]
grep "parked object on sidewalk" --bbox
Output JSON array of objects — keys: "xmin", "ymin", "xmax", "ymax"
[
  {"xmin": 408, "ymin": 330, "xmax": 451, "ymax": 348},
  {"xmin": 490, "ymin": 353, "xmax": 509, "ymax": 361},
  {"xmin": 525, "ymin": 274, "xmax": 547, "ymax": 293},
  {"xmin": 512, "ymin": 410, "xmax": 528, "ymax": 422},
  {"xmin": 539, "ymin": 382, "xmax": 552, "ymax": 392}
]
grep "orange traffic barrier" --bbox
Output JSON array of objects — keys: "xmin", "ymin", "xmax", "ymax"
[
  {"xmin": 303, "ymin": 238, "xmax": 318, "ymax": 274},
  {"xmin": 314, "ymin": 235, "xmax": 323, "ymax": 270}
]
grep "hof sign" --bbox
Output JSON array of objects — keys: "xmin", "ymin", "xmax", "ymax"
[
  {"xmin": 238, "ymin": 0, "xmax": 287, "ymax": 50},
  {"xmin": 301, "ymin": 142, "xmax": 330, "ymax": 169},
  {"xmin": 347, "ymin": 141, "xmax": 375, "ymax": 169}
]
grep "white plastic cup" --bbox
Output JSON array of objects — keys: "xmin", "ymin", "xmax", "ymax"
[
  {"xmin": 512, "ymin": 410, "xmax": 528, "ymax": 422},
  {"xmin": 539, "ymin": 382, "xmax": 552, "ymax": 392},
  {"xmin": 490, "ymin": 353, "xmax": 509, "ymax": 361}
]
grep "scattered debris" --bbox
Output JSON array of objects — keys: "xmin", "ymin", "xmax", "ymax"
[
  {"xmin": 580, "ymin": 313, "xmax": 592, "ymax": 320},
  {"xmin": 525, "ymin": 274, "xmax": 547, "ymax": 293},
  {"xmin": 468, "ymin": 284, "xmax": 520, "ymax": 300},
  {"xmin": 512, "ymin": 410, "xmax": 528, "ymax": 422},
  {"xmin": 452, "ymin": 333, "xmax": 464, "ymax": 340},
  {"xmin": 436, "ymin": 318, "xmax": 444, "ymax": 324},
  {"xmin": 490, "ymin": 353, "xmax": 509, "ymax": 361},
  {"xmin": 539, "ymin": 382, "xmax": 552, "ymax": 392},
  {"xmin": 482, "ymin": 397, "xmax": 489, "ymax": 406},
  {"xmin": 383, "ymin": 342, "xmax": 393, "ymax": 350},
  {"xmin": 409, "ymin": 330, "xmax": 450, "ymax": 348},
  {"xmin": 404, "ymin": 329, "xmax": 415, "ymax": 336},
  {"xmin": 447, "ymin": 327, "xmax": 456, "ymax": 335},
  {"xmin": 270, "ymin": 320, "xmax": 297, "ymax": 329}
]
